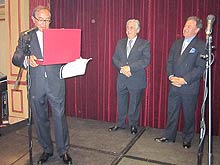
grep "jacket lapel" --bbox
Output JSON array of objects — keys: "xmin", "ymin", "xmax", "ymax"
[
  {"xmin": 176, "ymin": 37, "xmax": 197, "ymax": 65},
  {"xmin": 182, "ymin": 37, "xmax": 198, "ymax": 56},
  {"xmin": 128, "ymin": 38, "xmax": 138, "ymax": 58},
  {"xmin": 30, "ymin": 32, "xmax": 43, "ymax": 59}
]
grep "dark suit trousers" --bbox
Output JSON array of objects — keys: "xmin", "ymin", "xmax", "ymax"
[
  {"xmin": 164, "ymin": 90, "xmax": 197, "ymax": 142},
  {"xmin": 117, "ymin": 86, "xmax": 144, "ymax": 128},
  {"xmin": 31, "ymin": 79, "xmax": 69, "ymax": 156}
]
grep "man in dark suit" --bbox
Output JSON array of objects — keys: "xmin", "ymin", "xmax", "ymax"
[
  {"xmin": 109, "ymin": 19, "xmax": 150, "ymax": 134},
  {"xmin": 12, "ymin": 6, "xmax": 72, "ymax": 164},
  {"xmin": 155, "ymin": 16, "xmax": 206, "ymax": 149}
]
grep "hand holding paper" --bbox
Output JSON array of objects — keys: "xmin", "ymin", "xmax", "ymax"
[{"xmin": 60, "ymin": 57, "xmax": 92, "ymax": 79}]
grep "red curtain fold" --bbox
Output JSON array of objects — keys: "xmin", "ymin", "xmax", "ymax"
[{"xmin": 32, "ymin": 0, "xmax": 220, "ymax": 135}]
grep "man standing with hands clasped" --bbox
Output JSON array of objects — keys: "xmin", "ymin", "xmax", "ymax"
[
  {"xmin": 155, "ymin": 16, "xmax": 206, "ymax": 149},
  {"xmin": 109, "ymin": 19, "xmax": 150, "ymax": 135},
  {"xmin": 12, "ymin": 6, "xmax": 72, "ymax": 164}
]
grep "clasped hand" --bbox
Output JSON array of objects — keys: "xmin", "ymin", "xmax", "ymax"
[
  {"xmin": 169, "ymin": 76, "xmax": 186, "ymax": 87},
  {"xmin": 120, "ymin": 65, "xmax": 131, "ymax": 77}
]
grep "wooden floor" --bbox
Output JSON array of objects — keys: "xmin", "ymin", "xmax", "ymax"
[{"xmin": 0, "ymin": 117, "xmax": 219, "ymax": 165}]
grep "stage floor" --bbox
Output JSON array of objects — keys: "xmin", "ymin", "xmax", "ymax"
[{"xmin": 0, "ymin": 117, "xmax": 219, "ymax": 165}]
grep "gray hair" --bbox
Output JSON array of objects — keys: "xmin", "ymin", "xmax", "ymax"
[
  {"xmin": 32, "ymin": 5, "xmax": 51, "ymax": 18},
  {"xmin": 187, "ymin": 16, "xmax": 203, "ymax": 29},
  {"xmin": 126, "ymin": 19, "xmax": 141, "ymax": 32}
]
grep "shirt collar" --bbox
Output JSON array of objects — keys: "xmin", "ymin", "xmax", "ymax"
[
  {"xmin": 128, "ymin": 36, "xmax": 137, "ymax": 43},
  {"xmin": 184, "ymin": 36, "xmax": 195, "ymax": 43}
]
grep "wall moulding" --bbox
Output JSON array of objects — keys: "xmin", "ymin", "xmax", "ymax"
[{"xmin": 0, "ymin": 5, "xmax": 5, "ymax": 21}]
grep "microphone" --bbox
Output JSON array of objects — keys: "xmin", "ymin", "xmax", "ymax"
[
  {"xmin": 205, "ymin": 15, "xmax": 215, "ymax": 36},
  {"xmin": 24, "ymin": 27, "xmax": 38, "ymax": 35}
]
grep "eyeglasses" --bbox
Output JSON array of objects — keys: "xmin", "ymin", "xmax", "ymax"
[{"xmin": 34, "ymin": 16, "xmax": 51, "ymax": 24}]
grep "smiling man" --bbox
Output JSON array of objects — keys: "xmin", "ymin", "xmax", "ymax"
[
  {"xmin": 155, "ymin": 16, "xmax": 206, "ymax": 149},
  {"xmin": 109, "ymin": 19, "xmax": 150, "ymax": 135}
]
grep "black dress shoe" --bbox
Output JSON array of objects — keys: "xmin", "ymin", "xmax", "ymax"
[
  {"xmin": 108, "ymin": 125, "xmax": 122, "ymax": 132},
  {"xmin": 130, "ymin": 126, "xmax": 137, "ymax": 135},
  {"xmin": 60, "ymin": 153, "xmax": 72, "ymax": 164},
  {"xmin": 154, "ymin": 137, "xmax": 175, "ymax": 143},
  {"xmin": 183, "ymin": 141, "xmax": 191, "ymax": 149},
  {"xmin": 38, "ymin": 152, "xmax": 53, "ymax": 164}
]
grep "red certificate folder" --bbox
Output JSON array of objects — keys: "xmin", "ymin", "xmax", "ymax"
[{"xmin": 37, "ymin": 29, "xmax": 81, "ymax": 65}]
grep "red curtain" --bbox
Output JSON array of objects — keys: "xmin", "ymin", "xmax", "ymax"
[{"xmin": 46, "ymin": 0, "xmax": 219, "ymax": 135}]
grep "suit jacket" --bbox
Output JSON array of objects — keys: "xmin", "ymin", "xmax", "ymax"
[
  {"xmin": 12, "ymin": 30, "xmax": 65, "ymax": 98},
  {"xmin": 166, "ymin": 36, "xmax": 206, "ymax": 95},
  {"xmin": 112, "ymin": 37, "xmax": 150, "ymax": 89}
]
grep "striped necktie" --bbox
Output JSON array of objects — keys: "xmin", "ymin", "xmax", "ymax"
[{"xmin": 127, "ymin": 39, "xmax": 133, "ymax": 57}]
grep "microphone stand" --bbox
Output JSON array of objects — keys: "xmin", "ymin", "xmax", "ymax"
[
  {"xmin": 14, "ymin": 35, "xmax": 33, "ymax": 164},
  {"xmin": 14, "ymin": 66, "xmax": 23, "ymax": 89},
  {"xmin": 207, "ymin": 35, "xmax": 213, "ymax": 165},
  {"xmin": 25, "ymin": 37, "xmax": 34, "ymax": 165},
  {"xmin": 197, "ymin": 34, "xmax": 213, "ymax": 165}
]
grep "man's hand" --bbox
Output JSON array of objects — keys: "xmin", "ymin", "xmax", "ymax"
[
  {"xmin": 28, "ymin": 55, "xmax": 39, "ymax": 67},
  {"xmin": 169, "ymin": 76, "xmax": 187, "ymax": 87},
  {"xmin": 120, "ymin": 65, "xmax": 131, "ymax": 77}
]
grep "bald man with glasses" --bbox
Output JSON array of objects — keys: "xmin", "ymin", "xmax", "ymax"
[{"xmin": 12, "ymin": 6, "xmax": 72, "ymax": 164}]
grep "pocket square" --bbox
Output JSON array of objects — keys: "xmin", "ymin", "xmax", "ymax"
[{"xmin": 189, "ymin": 48, "xmax": 196, "ymax": 53}]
